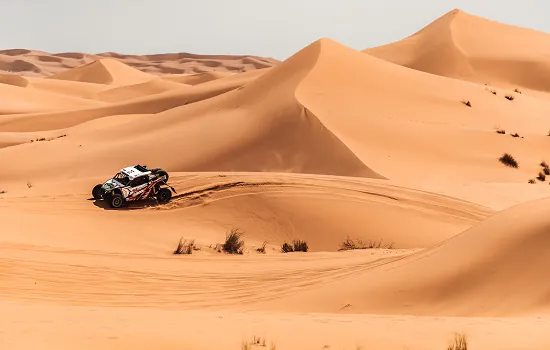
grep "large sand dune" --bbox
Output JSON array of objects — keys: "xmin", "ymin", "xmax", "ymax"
[
  {"xmin": 254, "ymin": 196, "xmax": 550, "ymax": 317},
  {"xmin": 364, "ymin": 9, "xmax": 550, "ymax": 93},
  {"xmin": 3, "ymin": 8, "xmax": 550, "ymax": 350}
]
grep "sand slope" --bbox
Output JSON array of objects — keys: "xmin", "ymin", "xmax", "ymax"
[
  {"xmin": 93, "ymin": 78, "xmax": 189, "ymax": 102},
  {"xmin": 2, "ymin": 37, "xmax": 550, "ymax": 201},
  {"xmin": 0, "ymin": 80, "xmax": 104, "ymax": 114},
  {"xmin": 47, "ymin": 58, "xmax": 155, "ymax": 86},
  {"xmin": 364, "ymin": 9, "xmax": 550, "ymax": 93},
  {"xmin": 256, "ymin": 196, "xmax": 550, "ymax": 317}
]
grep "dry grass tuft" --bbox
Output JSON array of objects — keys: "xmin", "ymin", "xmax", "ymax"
[
  {"xmin": 281, "ymin": 240, "xmax": 309, "ymax": 253},
  {"xmin": 498, "ymin": 153, "xmax": 518, "ymax": 168},
  {"xmin": 223, "ymin": 229, "xmax": 245, "ymax": 254},
  {"xmin": 256, "ymin": 241, "xmax": 267, "ymax": 254},
  {"xmin": 173, "ymin": 237, "xmax": 196, "ymax": 255},
  {"xmin": 339, "ymin": 237, "xmax": 394, "ymax": 250},
  {"xmin": 447, "ymin": 332, "xmax": 468, "ymax": 350}
]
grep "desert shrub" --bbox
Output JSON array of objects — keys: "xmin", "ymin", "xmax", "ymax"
[
  {"xmin": 340, "ymin": 237, "xmax": 365, "ymax": 250},
  {"xmin": 505, "ymin": 94, "xmax": 515, "ymax": 101},
  {"xmin": 461, "ymin": 100, "xmax": 471, "ymax": 107},
  {"xmin": 499, "ymin": 153, "xmax": 518, "ymax": 168},
  {"xmin": 514, "ymin": 88, "xmax": 522, "ymax": 94},
  {"xmin": 544, "ymin": 168, "xmax": 550, "ymax": 175},
  {"xmin": 490, "ymin": 90, "xmax": 497, "ymax": 95},
  {"xmin": 537, "ymin": 172, "xmax": 546, "ymax": 181},
  {"xmin": 447, "ymin": 332, "xmax": 468, "ymax": 350},
  {"xmin": 528, "ymin": 179, "xmax": 536, "ymax": 184},
  {"xmin": 541, "ymin": 161, "xmax": 548, "ymax": 168},
  {"xmin": 339, "ymin": 237, "xmax": 394, "ymax": 250},
  {"xmin": 281, "ymin": 240, "xmax": 308, "ymax": 253},
  {"xmin": 293, "ymin": 240, "xmax": 308, "ymax": 252},
  {"xmin": 173, "ymin": 237, "xmax": 195, "ymax": 255},
  {"xmin": 496, "ymin": 129, "xmax": 505, "ymax": 134},
  {"xmin": 281, "ymin": 242, "xmax": 293, "ymax": 253},
  {"xmin": 256, "ymin": 241, "xmax": 267, "ymax": 254},
  {"xmin": 510, "ymin": 132, "xmax": 520, "ymax": 138},
  {"xmin": 223, "ymin": 229, "xmax": 245, "ymax": 254}
]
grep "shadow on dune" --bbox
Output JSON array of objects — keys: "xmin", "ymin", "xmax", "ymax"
[{"xmin": 89, "ymin": 197, "xmax": 164, "ymax": 211}]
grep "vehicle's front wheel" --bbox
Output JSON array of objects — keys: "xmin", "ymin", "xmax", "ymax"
[
  {"xmin": 92, "ymin": 184, "xmax": 103, "ymax": 199},
  {"xmin": 156, "ymin": 188, "xmax": 172, "ymax": 203},
  {"xmin": 109, "ymin": 193, "xmax": 125, "ymax": 208}
]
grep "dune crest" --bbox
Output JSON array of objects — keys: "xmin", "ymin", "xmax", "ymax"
[
  {"xmin": 365, "ymin": 9, "xmax": 550, "ymax": 92},
  {"xmin": 47, "ymin": 58, "xmax": 155, "ymax": 86}
]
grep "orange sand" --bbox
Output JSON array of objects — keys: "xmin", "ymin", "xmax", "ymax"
[{"xmin": 2, "ymin": 8, "xmax": 550, "ymax": 350}]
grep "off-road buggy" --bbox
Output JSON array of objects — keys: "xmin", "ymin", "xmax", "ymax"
[{"xmin": 92, "ymin": 164, "xmax": 176, "ymax": 208}]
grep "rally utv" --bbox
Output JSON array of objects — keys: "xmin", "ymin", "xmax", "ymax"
[{"xmin": 92, "ymin": 165, "xmax": 176, "ymax": 208}]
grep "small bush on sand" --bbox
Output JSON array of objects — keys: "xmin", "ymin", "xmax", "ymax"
[
  {"xmin": 510, "ymin": 132, "xmax": 520, "ymax": 138},
  {"xmin": 528, "ymin": 179, "xmax": 536, "ymax": 184},
  {"xmin": 537, "ymin": 172, "xmax": 546, "ymax": 181},
  {"xmin": 496, "ymin": 129, "xmax": 505, "ymax": 134},
  {"xmin": 461, "ymin": 100, "xmax": 472, "ymax": 107},
  {"xmin": 447, "ymin": 332, "xmax": 468, "ymax": 350},
  {"xmin": 541, "ymin": 161, "xmax": 548, "ymax": 168},
  {"xmin": 173, "ymin": 237, "xmax": 195, "ymax": 255},
  {"xmin": 339, "ymin": 237, "xmax": 394, "ymax": 250},
  {"xmin": 544, "ymin": 167, "xmax": 550, "ymax": 176},
  {"xmin": 514, "ymin": 88, "xmax": 522, "ymax": 94},
  {"xmin": 223, "ymin": 229, "xmax": 245, "ymax": 254},
  {"xmin": 490, "ymin": 90, "xmax": 497, "ymax": 95},
  {"xmin": 499, "ymin": 153, "xmax": 518, "ymax": 168},
  {"xmin": 242, "ymin": 336, "xmax": 273, "ymax": 350},
  {"xmin": 256, "ymin": 241, "xmax": 267, "ymax": 254},
  {"xmin": 505, "ymin": 94, "xmax": 515, "ymax": 101},
  {"xmin": 281, "ymin": 240, "xmax": 308, "ymax": 253}
]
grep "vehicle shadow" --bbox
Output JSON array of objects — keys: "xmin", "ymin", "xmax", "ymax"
[{"xmin": 88, "ymin": 197, "xmax": 163, "ymax": 211}]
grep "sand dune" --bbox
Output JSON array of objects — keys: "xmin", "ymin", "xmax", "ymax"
[
  {"xmin": 47, "ymin": 58, "xmax": 156, "ymax": 86},
  {"xmin": 2, "ymin": 36, "xmax": 550, "ymax": 199},
  {"xmin": 0, "ymin": 80, "xmax": 104, "ymax": 114},
  {"xmin": 364, "ymin": 9, "xmax": 550, "ymax": 93},
  {"xmin": 257, "ymin": 196, "xmax": 550, "ymax": 317},
  {"xmin": 93, "ymin": 78, "xmax": 189, "ymax": 102},
  {"xmin": 3, "ymin": 8, "xmax": 550, "ymax": 350},
  {"xmin": 0, "ymin": 49, "xmax": 279, "ymax": 78}
]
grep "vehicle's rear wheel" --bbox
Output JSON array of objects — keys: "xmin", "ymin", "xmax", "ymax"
[
  {"xmin": 92, "ymin": 184, "xmax": 103, "ymax": 199},
  {"xmin": 156, "ymin": 188, "xmax": 172, "ymax": 203},
  {"xmin": 109, "ymin": 193, "xmax": 125, "ymax": 208}
]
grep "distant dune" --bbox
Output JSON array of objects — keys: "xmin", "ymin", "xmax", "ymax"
[
  {"xmin": 364, "ymin": 9, "xmax": 550, "ymax": 93},
  {"xmin": 0, "ymin": 48, "xmax": 280, "ymax": 78}
]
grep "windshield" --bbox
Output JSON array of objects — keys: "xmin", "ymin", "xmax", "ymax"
[{"xmin": 113, "ymin": 172, "xmax": 130, "ymax": 185}]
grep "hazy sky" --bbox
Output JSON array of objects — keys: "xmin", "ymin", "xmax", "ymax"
[{"xmin": 3, "ymin": 1, "xmax": 548, "ymax": 60}]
